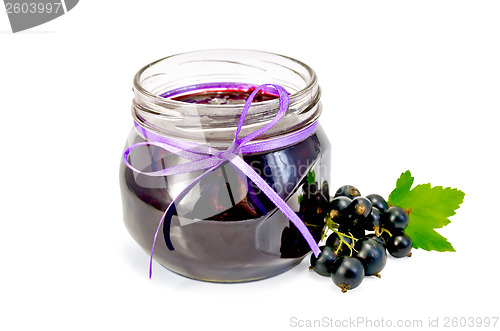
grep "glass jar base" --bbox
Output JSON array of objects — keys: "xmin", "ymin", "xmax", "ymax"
[{"xmin": 154, "ymin": 255, "xmax": 306, "ymax": 283}]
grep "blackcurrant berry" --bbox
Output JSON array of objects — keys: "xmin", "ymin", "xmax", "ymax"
[
  {"xmin": 386, "ymin": 233, "xmax": 413, "ymax": 258},
  {"xmin": 328, "ymin": 196, "xmax": 352, "ymax": 221},
  {"xmin": 366, "ymin": 233, "xmax": 386, "ymax": 248},
  {"xmin": 309, "ymin": 245, "xmax": 338, "ymax": 276},
  {"xmin": 313, "ymin": 192, "xmax": 329, "ymax": 218},
  {"xmin": 330, "ymin": 256, "xmax": 365, "ymax": 293},
  {"xmin": 334, "ymin": 185, "xmax": 361, "ymax": 199},
  {"xmin": 362, "ymin": 207, "xmax": 381, "ymax": 233},
  {"xmin": 348, "ymin": 196, "xmax": 372, "ymax": 218},
  {"xmin": 380, "ymin": 228, "xmax": 404, "ymax": 245},
  {"xmin": 366, "ymin": 194, "xmax": 389, "ymax": 213},
  {"xmin": 326, "ymin": 233, "xmax": 353, "ymax": 256},
  {"xmin": 354, "ymin": 237, "xmax": 387, "ymax": 276},
  {"xmin": 338, "ymin": 222, "xmax": 365, "ymax": 239},
  {"xmin": 310, "ymin": 183, "xmax": 318, "ymax": 195},
  {"xmin": 302, "ymin": 182, "xmax": 318, "ymax": 200},
  {"xmin": 381, "ymin": 206, "xmax": 409, "ymax": 231}
]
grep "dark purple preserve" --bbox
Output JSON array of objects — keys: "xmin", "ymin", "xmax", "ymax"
[{"xmin": 120, "ymin": 50, "xmax": 330, "ymax": 282}]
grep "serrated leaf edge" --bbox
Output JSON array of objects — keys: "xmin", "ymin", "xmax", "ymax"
[{"xmin": 387, "ymin": 171, "xmax": 464, "ymax": 253}]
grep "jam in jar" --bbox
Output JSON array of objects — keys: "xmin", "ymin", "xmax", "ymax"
[{"xmin": 120, "ymin": 50, "xmax": 331, "ymax": 282}]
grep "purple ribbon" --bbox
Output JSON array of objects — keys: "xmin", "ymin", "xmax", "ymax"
[{"xmin": 123, "ymin": 84, "xmax": 321, "ymax": 278}]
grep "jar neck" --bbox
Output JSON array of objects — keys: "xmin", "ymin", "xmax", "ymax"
[{"xmin": 132, "ymin": 50, "xmax": 322, "ymax": 147}]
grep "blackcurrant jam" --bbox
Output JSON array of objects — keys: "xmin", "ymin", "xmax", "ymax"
[
  {"xmin": 168, "ymin": 86, "xmax": 279, "ymax": 105},
  {"xmin": 120, "ymin": 50, "xmax": 331, "ymax": 282}
]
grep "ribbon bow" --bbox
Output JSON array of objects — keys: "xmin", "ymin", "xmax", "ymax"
[{"xmin": 124, "ymin": 84, "xmax": 321, "ymax": 278}]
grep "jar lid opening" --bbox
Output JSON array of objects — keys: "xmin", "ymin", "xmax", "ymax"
[{"xmin": 132, "ymin": 49, "xmax": 321, "ymax": 145}]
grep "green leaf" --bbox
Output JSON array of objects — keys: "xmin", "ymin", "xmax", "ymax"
[
  {"xmin": 387, "ymin": 171, "xmax": 465, "ymax": 252},
  {"xmin": 406, "ymin": 225, "xmax": 456, "ymax": 252},
  {"xmin": 306, "ymin": 170, "xmax": 315, "ymax": 185},
  {"xmin": 387, "ymin": 170, "xmax": 414, "ymax": 206}
]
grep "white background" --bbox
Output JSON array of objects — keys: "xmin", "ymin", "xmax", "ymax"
[{"xmin": 1, "ymin": 1, "xmax": 499, "ymax": 330}]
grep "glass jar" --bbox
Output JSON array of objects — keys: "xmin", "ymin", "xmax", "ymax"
[{"xmin": 120, "ymin": 50, "xmax": 331, "ymax": 282}]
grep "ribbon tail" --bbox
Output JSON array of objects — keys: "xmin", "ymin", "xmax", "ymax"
[
  {"xmin": 229, "ymin": 156, "xmax": 321, "ymax": 258},
  {"xmin": 124, "ymin": 141, "xmax": 215, "ymax": 177},
  {"xmin": 149, "ymin": 166, "xmax": 219, "ymax": 278}
]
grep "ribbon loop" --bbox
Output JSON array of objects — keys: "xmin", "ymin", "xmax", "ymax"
[
  {"xmin": 124, "ymin": 84, "xmax": 321, "ymax": 278},
  {"xmin": 235, "ymin": 84, "xmax": 290, "ymax": 146}
]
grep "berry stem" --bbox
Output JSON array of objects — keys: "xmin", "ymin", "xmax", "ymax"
[
  {"xmin": 304, "ymin": 222, "xmax": 321, "ymax": 227},
  {"xmin": 331, "ymin": 229, "xmax": 357, "ymax": 256},
  {"xmin": 380, "ymin": 228, "xmax": 393, "ymax": 237},
  {"xmin": 321, "ymin": 215, "xmax": 339, "ymax": 241}
]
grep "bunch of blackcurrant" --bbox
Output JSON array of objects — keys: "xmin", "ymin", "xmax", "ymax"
[
  {"xmin": 309, "ymin": 185, "xmax": 413, "ymax": 293},
  {"xmin": 281, "ymin": 180, "xmax": 329, "ymax": 258}
]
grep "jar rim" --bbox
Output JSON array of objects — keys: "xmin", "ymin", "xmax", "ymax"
[
  {"xmin": 131, "ymin": 49, "xmax": 322, "ymax": 144},
  {"xmin": 133, "ymin": 49, "xmax": 318, "ymax": 111}
]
